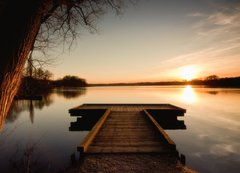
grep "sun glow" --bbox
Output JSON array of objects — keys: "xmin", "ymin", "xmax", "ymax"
[
  {"xmin": 180, "ymin": 66, "xmax": 197, "ymax": 81},
  {"xmin": 181, "ymin": 85, "xmax": 197, "ymax": 104}
]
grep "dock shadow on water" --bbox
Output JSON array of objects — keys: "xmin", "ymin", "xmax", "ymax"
[
  {"xmin": 69, "ymin": 109, "xmax": 106, "ymax": 131},
  {"xmin": 68, "ymin": 104, "xmax": 191, "ymax": 172},
  {"xmin": 146, "ymin": 109, "xmax": 186, "ymax": 130}
]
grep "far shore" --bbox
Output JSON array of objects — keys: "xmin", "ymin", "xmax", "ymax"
[{"xmin": 87, "ymin": 76, "xmax": 240, "ymax": 88}]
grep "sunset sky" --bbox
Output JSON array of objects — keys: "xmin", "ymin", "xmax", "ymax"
[{"xmin": 47, "ymin": 0, "xmax": 240, "ymax": 83}]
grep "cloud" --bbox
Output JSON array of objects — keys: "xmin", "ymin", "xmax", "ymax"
[
  {"xmin": 191, "ymin": 4, "xmax": 240, "ymax": 39},
  {"xmin": 189, "ymin": 12, "xmax": 206, "ymax": 17},
  {"xmin": 142, "ymin": 4, "xmax": 240, "ymax": 79},
  {"xmin": 208, "ymin": 12, "xmax": 238, "ymax": 25},
  {"xmin": 143, "ymin": 36, "xmax": 240, "ymax": 81},
  {"xmin": 210, "ymin": 143, "xmax": 239, "ymax": 156}
]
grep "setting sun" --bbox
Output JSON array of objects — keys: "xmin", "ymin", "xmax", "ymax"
[{"xmin": 180, "ymin": 66, "xmax": 197, "ymax": 81}]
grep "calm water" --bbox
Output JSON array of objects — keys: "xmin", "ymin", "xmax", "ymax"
[{"xmin": 0, "ymin": 86, "xmax": 240, "ymax": 173}]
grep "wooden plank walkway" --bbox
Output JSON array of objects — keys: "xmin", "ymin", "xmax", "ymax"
[
  {"xmin": 87, "ymin": 110, "xmax": 173, "ymax": 153},
  {"xmin": 69, "ymin": 103, "xmax": 186, "ymax": 114},
  {"xmin": 69, "ymin": 104, "xmax": 186, "ymax": 155}
]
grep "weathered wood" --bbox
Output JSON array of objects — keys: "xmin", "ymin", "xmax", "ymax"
[
  {"xmin": 144, "ymin": 109, "xmax": 176, "ymax": 147},
  {"xmin": 69, "ymin": 103, "xmax": 186, "ymax": 115},
  {"xmin": 69, "ymin": 104, "xmax": 186, "ymax": 155},
  {"xmin": 86, "ymin": 110, "xmax": 175, "ymax": 153},
  {"xmin": 78, "ymin": 109, "xmax": 110, "ymax": 154}
]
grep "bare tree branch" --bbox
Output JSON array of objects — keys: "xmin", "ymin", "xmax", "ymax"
[{"xmin": 27, "ymin": 0, "xmax": 127, "ymax": 73}]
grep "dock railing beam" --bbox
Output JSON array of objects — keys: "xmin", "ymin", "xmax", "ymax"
[
  {"xmin": 77, "ymin": 109, "xmax": 111, "ymax": 157},
  {"xmin": 144, "ymin": 109, "xmax": 176, "ymax": 149}
]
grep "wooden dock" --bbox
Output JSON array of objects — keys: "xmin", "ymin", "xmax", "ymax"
[{"xmin": 69, "ymin": 104, "xmax": 186, "ymax": 155}]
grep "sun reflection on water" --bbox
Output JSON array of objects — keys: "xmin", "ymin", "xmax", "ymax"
[{"xmin": 182, "ymin": 85, "xmax": 197, "ymax": 104}]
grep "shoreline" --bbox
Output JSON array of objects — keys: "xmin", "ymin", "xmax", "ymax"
[{"xmin": 65, "ymin": 153, "xmax": 198, "ymax": 173}]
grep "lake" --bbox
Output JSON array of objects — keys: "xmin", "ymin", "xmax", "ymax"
[{"xmin": 0, "ymin": 86, "xmax": 240, "ymax": 173}]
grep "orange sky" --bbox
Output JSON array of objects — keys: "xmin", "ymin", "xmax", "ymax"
[{"xmin": 40, "ymin": 0, "xmax": 240, "ymax": 83}]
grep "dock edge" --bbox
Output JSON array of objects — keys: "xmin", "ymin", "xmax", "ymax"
[
  {"xmin": 144, "ymin": 109, "xmax": 176, "ymax": 149},
  {"xmin": 77, "ymin": 109, "xmax": 111, "ymax": 154}
]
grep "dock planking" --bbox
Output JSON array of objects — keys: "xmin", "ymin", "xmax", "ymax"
[
  {"xmin": 69, "ymin": 104, "xmax": 186, "ymax": 155},
  {"xmin": 69, "ymin": 103, "xmax": 186, "ymax": 115}
]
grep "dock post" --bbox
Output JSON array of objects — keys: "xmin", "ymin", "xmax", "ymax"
[
  {"xmin": 180, "ymin": 154, "xmax": 186, "ymax": 165},
  {"xmin": 78, "ymin": 147, "xmax": 84, "ymax": 160}
]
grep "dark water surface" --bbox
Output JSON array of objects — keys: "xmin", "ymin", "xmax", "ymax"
[{"xmin": 0, "ymin": 86, "xmax": 239, "ymax": 173}]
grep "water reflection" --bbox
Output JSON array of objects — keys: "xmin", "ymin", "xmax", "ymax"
[
  {"xmin": 6, "ymin": 93, "xmax": 54, "ymax": 124},
  {"xmin": 181, "ymin": 85, "xmax": 197, "ymax": 104},
  {"xmin": 6, "ymin": 88, "xmax": 86, "ymax": 125},
  {"xmin": 1, "ymin": 86, "xmax": 240, "ymax": 173},
  {"xmin": 207, "ymin": 91, "xmax": 219, "ymax": 95},
  {"xmin": 54, "ymin": 87, "xmax": 86, "ymax": 99}
]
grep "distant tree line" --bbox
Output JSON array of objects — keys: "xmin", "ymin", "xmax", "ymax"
[
  {"xmin": 89, "ymin": 75, "xmax": 240, "ymax": 87},
  {"xmin": 89, "ymin": 81, "xmax": 185, "ymax": 86},
  {"xmin": 191, "ymin": 75, "xmax": 240, "ymax": 87},
  {"xmin": 17, "ymin": 73, "xmax": 240, "ymax": 97},
  {"xmin": 17, "ymin": 67, "xmax": 87, "ymax": 96}
]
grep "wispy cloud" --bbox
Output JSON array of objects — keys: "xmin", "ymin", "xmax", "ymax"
[
  {"xmin": 208, "ymin": 12, "xmax": 237, "ymax": 25},
  {"xmin": 210, "ymin": 143, "xmax": 240, "ymax": 156},
  {"xmin": 190, "ymin": 4, "xmax": 240, "ymax": 39},
  {"xmin": 143, "ymin": 37, "xmax": 240, "ymax": 81},
  {"xmin": 144, "ymin": 5, "xmax": 240, "ymax": 80}
]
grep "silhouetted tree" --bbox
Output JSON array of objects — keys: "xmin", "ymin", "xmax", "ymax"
[
  {"xmin": 25, "ymin": 51, "xmax": 54, "ymax": 79},
  {"xmin": 0, "ymin": 0, "xmax": 125, "ymax": 128},
  {"xmin": 55, "ymin": 75, "xmax": 87, "ymax": 87},
  {"xmin": 33, "ymin": 68, "xmax": 53, "ymax": 80},
  {"xmin": 205, "ymin": 75, "xmax": 219, "ymax": 81}
]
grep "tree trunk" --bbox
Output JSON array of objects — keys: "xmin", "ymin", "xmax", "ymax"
[{"xmin": 0, "ymin": 1, "xmax": 45, "ymax": 129}]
